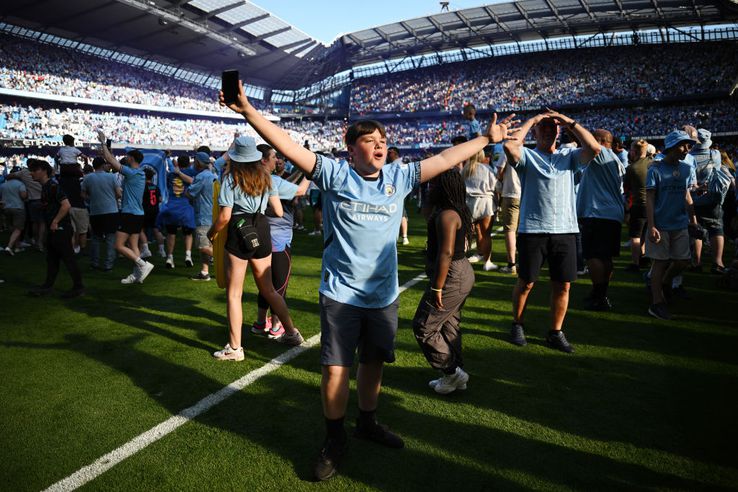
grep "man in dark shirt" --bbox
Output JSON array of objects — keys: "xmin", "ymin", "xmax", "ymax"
[
  {"xmin": 27, "ymin": 160, "xmax": 84, "ymax": 298},
  {"xmin": 58, "ymin": 163, "xmax": 89, "ymax": 254},
  {"xmin": 624, "ymin": 139, "xmax": 652, "ymax": 271}
]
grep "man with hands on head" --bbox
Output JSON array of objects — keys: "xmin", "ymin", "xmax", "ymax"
[
  {"xmin": 97, "ymin": 130, "xmax": 155, "ymax": 284},
  {"xmin": 220, "ymin": 79, "xmax": 517, "ymax": 481},
  {"xmin": 503, "ymin": 109, "xmax": 601, "ymax": 353}
]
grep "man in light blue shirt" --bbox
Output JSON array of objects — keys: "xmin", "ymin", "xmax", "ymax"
[
  {"xmin": 186, "ymin": 152, "xmax": 218, "ymax": 281},
  {"xmin": 0, "ymin": 167, "xmax": 27, "ymax": 253},
  {"xmin": 97, "ymin": 131, "xmax": 154, "ymax": 284},
  {"xmin": 504, "ymin": 110, "xmax": 601, "ymax": 353},
  {"xmin": 645, "ymin": 130, "xmax": 699, "ymax": 320},
  {"xmin": 577, "ymin": 129, "xmax": 625, "ymax": 311},
  {"xmin": 81, "ymin": 157, "xmax": 121, "ymax": 271},
  {"xmin": 463, "ymin": 104, "xmax": 481, "ymax": 140}
]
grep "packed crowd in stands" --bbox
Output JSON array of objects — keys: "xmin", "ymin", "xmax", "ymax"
[
  {"xmin": 350, "ymin": 43, "xmax": 738, "ymax": 113},
  {"xmin": 3, "ymin": 100, "xmax": 737, "ymax": 151},
  {"xmin": 0, "ymin": 35, "xmax": 268, "ymax": 115}
]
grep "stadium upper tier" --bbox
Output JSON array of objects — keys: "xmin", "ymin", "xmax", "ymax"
[
  {"xmin": 2, "ymin": 34, "xmax": 737, "ymax": 119},
  {"xmin": 350, "ymin": 42, "xmax": 738, "ymax": 114}
]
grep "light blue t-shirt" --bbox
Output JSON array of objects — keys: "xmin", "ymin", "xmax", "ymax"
[
  {"xmin": 690, "ymin": 148, "xmax": 721, "ymax": 185},
  {"xmin": 646, "ymin": 160, "xmax": 693, "ymax": 231},
  {"xmin": 655, "ymin": 152, "xmax": 697, "ymax": 186},
  {"xmin": 576, "ymin": 147, "xmax": 625, "ymax": 222},
  {"xmin": 1, "ymin": 179, "xmax": 26, "ymax": 210},
  {"xmin": 268, "ymin": 175, "xmax": 300, "ymax": 252},
  {"xmin": 465, "ymin": 119, "xmax": 481, "ymax": 140},
  {"xmin": 311, "ymin": 155, "xmax": 420, "ymax": 308},
  {"xmin": 120, "ymin": 166, "xmax": 145, "ymax": 216},
  {"xmin": 218, "ymin": 174, "xmax": 276, "ymax": 214},
  {"xmin": 187, "ymin": 169, "xmax": 217, "ymax": 226},
  {"xmin": 81, "ymin": 171, "xmax": 120, "ymax": 216},
  {"xmin": 514, "ymin": 146, "xmax": 583, "ymax": 234}
]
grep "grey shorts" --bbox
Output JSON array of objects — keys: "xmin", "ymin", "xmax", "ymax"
[
  {"xmin": 4, "ymin": 208, "xmax": 26, "ymax": 230},
  {"xmin": 69, "ymin": 207, "xmax": 90, "ymax": 234},
  {"xmin": 645, "ymin": 229, "xmax": 690, "ymax": 261},
  {"xmin": 319, "ymin": 294, "xmax": 399, "ymax": 367},
  {"xmin": 194, "ymin": 225, "xmax": 212, "ymax": 250}
]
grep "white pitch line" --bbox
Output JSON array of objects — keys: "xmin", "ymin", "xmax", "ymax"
[{"xmin": 44, "ymin": 273, "xmax": 431, "ymax": 492}]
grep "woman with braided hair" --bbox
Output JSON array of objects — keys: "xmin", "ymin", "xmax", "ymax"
[{"xmin": 412, "ymin": 168, "xmax": 476, "ymax": 394}]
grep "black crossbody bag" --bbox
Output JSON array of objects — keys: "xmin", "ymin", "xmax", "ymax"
[{"xmin": 236, "ymin": 194, "xmax": 265, "ymax": 251}]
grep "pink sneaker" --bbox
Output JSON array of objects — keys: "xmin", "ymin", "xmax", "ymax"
[
  {"xmin": 267, "ymin": 322, "xmax": 285, "ymax": 339},
  {"xmin": 251, "ymin": 319, "xmax": 271, "ymax": 335}
]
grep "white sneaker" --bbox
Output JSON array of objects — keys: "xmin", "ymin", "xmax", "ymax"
[
  {"xmin": 184, "ymin": 255, "xmax": 193, "ymax": 267},
  {"xmin": 73, "ymin": 245, "xmax": 81, "ymax": 254},
  {"xmin": 276, "ymin": 330, "xmax": 305, "ymax": 346},
  {"xmin": 483, "ymin": 261, "xmax": 499, "ymax": 271},
  {"xmin": 140, "ymin": 248, "xmax": 152, "ymax": 259},
  {"xmin": 121, "ymin": 273, "xmax": 138, "ymax": 284},
  {"xmin": 213, "ymin": 343, "xmax": 244, "ymax": 361},
  {"xmin": 499, "ymin": 265, "xmax": 517, "ymax": 275},
  {"xmin": 402, "ymin": 237, "xmax": 410, "ymax": 245},
  {"xmin": 308, "ymin": 230, "xmax": 322, "ymax": 236},
  {"xmin": 433, "ymin": 367, "xmax": 469, "ymax": 395},
  {"xmin": 468, "ymin": 254, "xmax": 482, "ymax": 263},
  {"xmin": 136, "ymin": 262, "xmax": 154, "ymax": 283},
  {"xmin": 429, "ymin": 375, "xmax": 467, "ymax": 391},
  {"xmin": 4, "ymin": 246, "xmax": 14, "ymax": 256},
  {"xmin": 165, "ymin": 256, "xmax": 175, "ymax": 269},
  {"xmin": 158, "ymin": 247, "xmax": 166, "ymax": 258}
]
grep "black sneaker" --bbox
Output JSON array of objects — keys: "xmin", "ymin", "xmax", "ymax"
[
  {"xmin": 353, "ymin": 419, "xmax": 404, "ymax": 449},
  {"xmin": 314, "ymin": 437, "xmax": 347, "ymax": 481},
  {"xmin": 509, "ymin": 323, "xmax": 527, "ymax": 346},
  {"xmin": 28, "ymin": 285, "xmax": 53, "ymax": 297},
  {"xmin": 61, "ymin": 287, "xmax": 85, "ymax": 299},
  {"xmin": 584, "ymin": 296, "xmax": 612, "ymax": 311},
  {"xmin": 190, "ymin": 272, "xmax": 211, "ymax": 282},
  {"xmin": 545, "ymin": 330, "xmax": 574, "ymax": 353},
  {"xmin": 648, "ymin": 302, "xmax": 671, "ymax": 320},
  {"xmin": 672, "ymin": 285, "xmax": 690, "ymax": 300},
  {"xmin": 711, "ymin": 264, "xmax": 726, "ymax": 275}
]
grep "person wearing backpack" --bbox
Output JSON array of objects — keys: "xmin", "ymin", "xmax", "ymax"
[{"xmin": 690, "ymin": 129, "xmax": 729, "ymax": 273}]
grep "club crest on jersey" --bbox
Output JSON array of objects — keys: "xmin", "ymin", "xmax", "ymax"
[
  {"xmin": 672, "ymin": 170, "xmax": 680, "ymax": 178},
  {"xmin": 384, "ymin": 184, "xmax": 396, "ymax": 196}
]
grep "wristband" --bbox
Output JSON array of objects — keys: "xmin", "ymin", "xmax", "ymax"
[
  {"xmin": 567, "ymin": 120, "xmax": 577, "ymax": 129},
  {"xmin": 430, "ymin": 287, "xmax": 443, "ymax": 292}
]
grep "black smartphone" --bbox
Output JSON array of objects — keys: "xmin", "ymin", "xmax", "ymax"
[{"xmin": 222, "ymin": 69, "xmax": 239, "ymax": 104}]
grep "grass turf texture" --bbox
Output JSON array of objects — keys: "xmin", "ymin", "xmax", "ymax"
[{"xmin": 1, "ymin": 208, "xmax": 737, "ymax": 491}]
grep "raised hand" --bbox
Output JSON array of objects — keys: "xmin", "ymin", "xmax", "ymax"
[
  {"xmin": 486, "ymin": 113, "xmax": 520, "ymax": 143},
  {"xmin": 97, "ymin": 129, "xmax": 106, "ymax": 145},
  {"xmin": 219, "ymin": 80, "xmax": 251, "ymax": 115}
]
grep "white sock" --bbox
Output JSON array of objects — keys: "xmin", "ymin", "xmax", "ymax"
[
  {"xmin": 167, "ymin": 254, "xmax": 174, "ymax": 261},
  {"xmin": 185, "ymin": 250, "xmax": 192, "ymax": 258},
  {"xmin": 201, "ymin": 270, "xmax": 208, "ymax": 276},
  {"xmin": 135, "ymin": 258, "xmax": 146, "ymax": 267}
]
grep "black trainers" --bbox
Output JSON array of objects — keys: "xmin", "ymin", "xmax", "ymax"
[
  {"xmin": 509, "ymin": 323, "xmax": 527, "ymax": 346},
  {"xmin": 648, "ymin": 302, "xmax": 671, "ymax": 320},
  {"xmin": 353, "ymin": 419, "xmax": 404, "ymax": 449},
  {"xmin": 584, "ymin": 296, "xmax": 612, "ymax": 311},
  {"xmin": 314, "ymin": 437, "xmax": 347, "ymax": 481},
  {"xmin": 28, "ymin": 285, "xmax": 53, "ymax": 297},
  {"xmin": 61, "ymin": 287, "xmax": 85, "ymax": 299},
  {"xmin": 545, "ymin": 330, "xmax": 574, "ymax": 353}
]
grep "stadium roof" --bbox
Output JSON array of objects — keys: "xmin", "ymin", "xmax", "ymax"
[{"xmin": 2, "ymin": 0, "xmax": 738, "ymax": 90}]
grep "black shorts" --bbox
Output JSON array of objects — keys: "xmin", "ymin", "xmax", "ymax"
[
  {"xmin": 117, "ymin": 213, "xmax": 144, "ymax": 235},
  {"xmin": 90, "ymin": 213, "xmax": 119, "ymax": 236},
  {"xmin": 581, "ymin": 218, "xmax": 622, "ymax": 261},
  {"xmin": 309, "ymin": 189, "xmax": 322, "ymax": 210},
  {"xmin": 144, "ymin": 210, "xmax": 159, "ymax": 229},
  {"xmin": 224, "ymin": 213, "xmax": 272, "ymax": 260},
  {"xmin": 628, "ymin": 207, "xmax": 647, "ymax": 239},
  {"xmin": 696, "ymin": 206, "xmax": 724, "ymax": 236},
  {"xmin": 165, "ymin": 224, "xmax": 194, "ymax": 235},
  {"xmin": 517, "ymin": 233, "xmax": 577, "ymax": 283},
  {"xmin": 319, "ymin": 294, "xmax": 398, "ymax": 367}
]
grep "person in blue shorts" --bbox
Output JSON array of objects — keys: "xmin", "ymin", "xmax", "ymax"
[
  {"xmin": 645, "ymin": 130, "xmax": 700, "ymax": 320},
  {"xmin": 503, "ymin": 110, "xmax": 601, "ymax": 353},
  {"xmin": 158, "ymin": 155, "xmax": 197, "ymax": 269},
  {"xmin": 97, "ymin": 131, "xmax": 155, "ymax": 284},
  {"xmin": 220, "ymin": 80, "xmax": 516, "ymax": 481}
]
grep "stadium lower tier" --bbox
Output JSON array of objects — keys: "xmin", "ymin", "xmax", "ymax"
[{"xmin": 1, "ymin": 99, "xmax": 736, "ymax": 151}]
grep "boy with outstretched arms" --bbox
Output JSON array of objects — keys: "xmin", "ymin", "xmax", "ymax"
[{"xmin": 221, "ymin": 81, "xmax": 516, "ymax": 481}]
